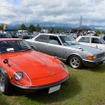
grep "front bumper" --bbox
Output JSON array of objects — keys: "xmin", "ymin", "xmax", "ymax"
[
  {"xmin": 83, "ymin": 56, "xmax": 105, "ymax": 67},
  {"xmin": 11, "ymin": 75, "xmax": 69, "ymax": 90},
  {"xmin": 83, "ymin": 60, "xmax": 103, "ymax": 67}
]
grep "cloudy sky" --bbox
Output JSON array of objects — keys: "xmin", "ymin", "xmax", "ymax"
[{"xmin": 0, "ymin": 0, "xmax": 105, "ymax": 26}]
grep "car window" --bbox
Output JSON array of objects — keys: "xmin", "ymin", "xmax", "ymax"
[
  {"xmin": 35, "ymin": 35, "xmax": 49, "ymax": 43},
  {"xmin": 49, "ymin": 36, "xmax": 61, "ymax": 45},
  {"xmin": 91, "ymin": 38, "xmax": 102, "ymax": 44},
  {"xmin": 60, "ymin": 35, "xmax": 77, "ymax": 46},
  {"xmin": 79, "ymin": 37, "xmax": 90, "ymax": 43},
  {"xmin": 0, "ymin": 40, "xmax": 31, "ymax": 53}
]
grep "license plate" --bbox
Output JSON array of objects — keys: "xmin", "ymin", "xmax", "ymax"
[{"xmin": 48, "ymin": 85, "xmax": 61, "ymax": 94}]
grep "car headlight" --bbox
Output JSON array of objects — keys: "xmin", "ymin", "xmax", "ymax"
[
  {"xmin": 60, "ymin": 62, "xmax": 69, "ymax": 73},
  {"xmin": 14, "ymin": 71, "xmax": 23, "ymax": 81},
  {"xmin": 87, "ymin": 55, "xmax": 96, "ymax": 60},
  {"xmin": 14, "ymin": 70, "xmax": 32, "ymax": 86}
]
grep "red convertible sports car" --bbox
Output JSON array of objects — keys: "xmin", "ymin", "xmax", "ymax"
[{"xmin": 0, "ymin": 38, "xmax": 69, "ymax": 95}]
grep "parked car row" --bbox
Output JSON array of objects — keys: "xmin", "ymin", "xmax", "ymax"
[
  {"xmin": 0, "ymin": 32, "xmax": 36, "ymax": 39},
  {"xmin": 26, "ymin": 33, "xmax": 105, "ymax": 69},
  {"xmin": 0, "ymin": 33, "xmax": 105, "ymax": 95}
]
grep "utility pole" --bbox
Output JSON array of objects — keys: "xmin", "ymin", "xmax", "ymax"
[
  {"xmin": 80, "ymin": 15, "xmax": 82, "ymax": 28},
  {"xmin": 25, "ymin": 17, "xmax": 26, "ymax": 25}
]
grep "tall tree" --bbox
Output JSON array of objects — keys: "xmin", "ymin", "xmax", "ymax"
[
  {"xmin": 20, "ymin": 23, "xmax": 26, "ymax": 30},
  {"xmin": 95, "ymin": 29, "xmax": 102, "ymax": 36},
  {"xmin": 0, "ymin": 26, "xmax": 3, "ymax": 30},
  {"xmin": 35, "ymin": 24, "xmax": 41, "ymax": 32},
  {"xmin": 61, "ymin": 28, "xmax": 65, "ymax": 33},
  {"xmin": 28, "ymin": 24, "xmax": 35, "ymax": 33},
  {"xmin": 55, "ymin": 28, "xmax": 60, "ymax": 33},
  {"xmin": 49, "ymin": 27, "xmax": 54, "ymax": 33}
]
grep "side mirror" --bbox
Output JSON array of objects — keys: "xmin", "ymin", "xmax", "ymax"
[
  {"xmin": 30, "ymin": 45, "xmax": 37, "ymax": 50},
  {"xmin": 3, "ymin": 59, "xmax": 11, "ymax": 67},
  {"xmin": 3, "ymin": 59, "xmax": 8, "ymax": 64}
]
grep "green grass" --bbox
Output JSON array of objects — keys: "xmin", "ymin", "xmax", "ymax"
[
  {"xmin": 1, "ymin": 64, "xmax": 105, "ymax": 105},
  {"xmin": 0, "ymin": 95, "xmax": 9, "ymax": 105}
]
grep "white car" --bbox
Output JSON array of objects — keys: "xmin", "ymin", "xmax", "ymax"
[{"xmin": 76, "ymin": 36, "xmax": 105, "ymax": 50}]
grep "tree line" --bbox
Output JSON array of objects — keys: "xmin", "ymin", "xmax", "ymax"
[
  {"xmin": 19, "ymin": 23, "xmax": 66, "ymax": 33},
  {"xmin": 0, "ymin": 23, "xmax": 66, "ymax": 33}
]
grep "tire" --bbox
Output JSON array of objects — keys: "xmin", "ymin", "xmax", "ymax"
[
  {"xmin": 0, "ymin": 70, "xmax": 11, "ymax": 95},
  {"xmin": 68, "ymin": 55, "xmax": 83, "ymax": 69}
]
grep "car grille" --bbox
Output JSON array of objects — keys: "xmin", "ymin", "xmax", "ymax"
[{"xmin": 97, "ymin": 53, "xmax": 105, "ymax": 58}]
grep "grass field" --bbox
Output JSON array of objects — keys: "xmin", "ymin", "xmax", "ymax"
[{"xmin": 0, "ymin": 64, "xmax": 105, "ymax": 105}]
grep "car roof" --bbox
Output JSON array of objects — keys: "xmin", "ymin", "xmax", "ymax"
[
  {"xmin": 79, "ymin": 35, "xmax": 99, "ymax": 38},
  {"xmin": 38, "ymin": 33, "xmax": 66, "ymax": 37},
  {"xmin": 0, "ymin": 38, "xmax": 22, "ymax": 41}
]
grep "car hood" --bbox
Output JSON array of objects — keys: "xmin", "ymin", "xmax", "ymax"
[
  {"xmin": 1, "ymin": 51, "xmax": 64, "ymax": 79},
  {"xmin": 69, "ymin": 44, "xmax": 105, "ymax": 54}
]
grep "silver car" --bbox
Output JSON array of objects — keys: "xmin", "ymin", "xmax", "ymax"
[{"xmin": 26, "ymin": 33, "xmax": 105, "ymax": 69}]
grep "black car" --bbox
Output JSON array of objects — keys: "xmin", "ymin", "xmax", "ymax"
[{"xmin": 0, "ymin": 33, "xmax": 12, "ymax": 38}]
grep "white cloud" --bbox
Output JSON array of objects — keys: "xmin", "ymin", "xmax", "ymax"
[{"xmin": 0, "ymin": 0, "xmax": 105, "ymax": 26}]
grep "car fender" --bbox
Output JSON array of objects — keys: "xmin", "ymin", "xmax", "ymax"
[
  {"xmin": 0, "ymin": 66, "xmax": 10, "ymax": 82},
  {"xmin": 0, "ymin": 66, "xmax": 7, "ymax": 75},
  {"xmin": 66, "ymin": 53, "xmax": 83, "ymax": 63}
]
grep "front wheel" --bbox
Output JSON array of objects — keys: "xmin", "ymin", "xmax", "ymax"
[
  {"xmin": 0, "ymin": 71, "xmax": 11, "ymax": 95},
  {"xmin": 68, "ymin": 55, "xmax": 83, "ymax": 69}
]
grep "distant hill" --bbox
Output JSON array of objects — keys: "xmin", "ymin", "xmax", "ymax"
[{"xmin": 2, "ymin": 22, "xmax": 105, "ymax": 30}]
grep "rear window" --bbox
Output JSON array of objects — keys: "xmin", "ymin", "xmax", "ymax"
[
  {"xmin": 35, "ymin": 35, "xmax": 49, "ymax": 43},
  {"xmin": 79, "ymin": 37, "xmax": 90, "ymax": 43}
]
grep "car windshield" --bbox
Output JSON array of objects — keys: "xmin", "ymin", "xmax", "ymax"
[
  {"xmin": 100, "ymin": 35, "xmax": 105, "ymax": 43},
  {"xmin": 0, "ymin": 40, "xmax": 32, "ymax": 53},
  {"xmin": 0, "ymin": 34, "xmax": 11, "ymax": 38},
  {"xmin": 59, "ymin": 35, "xmax": 78, "ymax": 46},
  {"xmin": 100, "ymin": 38, "xmax": 105, "ymax": 44}
]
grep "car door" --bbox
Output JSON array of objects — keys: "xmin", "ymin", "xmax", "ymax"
[
  {"xmin": 46, "ymin": 35, "xmax": 65, "ymax": 59},
  {"xmin": 91, "ymin": 37, "xmax": 105, "ymax": 50},
  {"xmin": 32, "ymin": 35, "xmax": 49, "ymax": 54}
]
